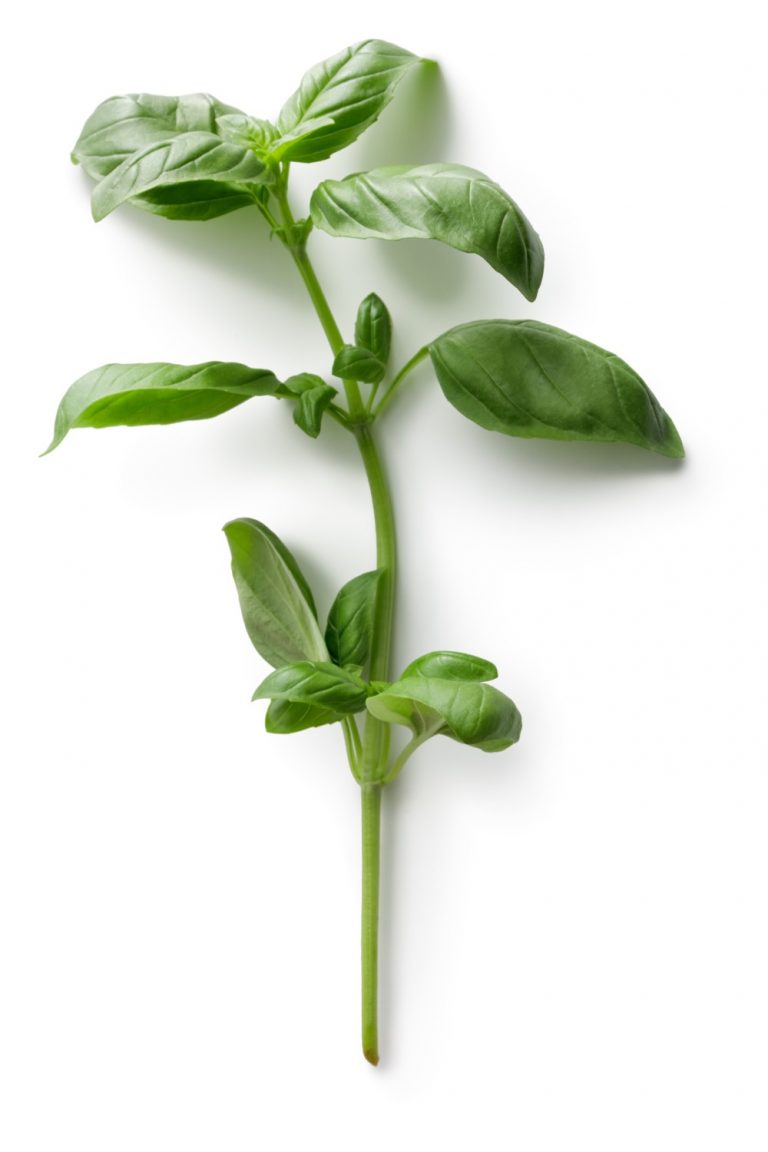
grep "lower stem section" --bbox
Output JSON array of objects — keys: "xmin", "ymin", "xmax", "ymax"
[{"xmin": 361, "ymin": 783, "xmax": 382, "ymax": 1065}]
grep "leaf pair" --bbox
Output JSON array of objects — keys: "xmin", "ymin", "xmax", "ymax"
[
  {"xmin": 332, "ymin": 294, "xmax": 392, "ymax": 385},
  {"xmin": 368, "ymin": 651, "xmax": 522, "ymax": 754},
  {"xmin": 73, "ymin": 42, "xmax": 423, "ymax": 222},
  {"xmin": 224, "ymin": 518, "xmax": 382, "ymax": 733}
]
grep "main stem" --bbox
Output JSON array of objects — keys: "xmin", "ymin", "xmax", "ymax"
[
  {"xmin": 361, "ymin": 783, "xmax": 382, "ymax": 1065},
  {"xmin": 278, "ymin": 193, "xmax": 396, "ymax": 1065}
]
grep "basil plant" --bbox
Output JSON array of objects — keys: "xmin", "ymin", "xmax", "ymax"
[{"xmin": 46, "ymin": 40, "xmax": 684, "ymax": 1065}]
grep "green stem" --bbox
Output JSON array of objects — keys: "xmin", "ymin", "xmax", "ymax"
[
  {"xmin": 274, "ymin": 181, "xmax": 364, "ymax": 418},
  {"xmin": 361, "ymin": 783, "xmax": 382, "ymax": 1065},
  {"xmin": 384, "ymin": 720, "xmax": 443, "ymax": 784},
  {"xmin": 354, "ymin": 425, "xmax": 396, "ymax": 687},
  {"xmin": 273, "ymin": 176, "xmax": 397, "ymax": 1065},
  {"xmin": 374, "ymin": 345, "xmax": 429, "ymax": 419}
]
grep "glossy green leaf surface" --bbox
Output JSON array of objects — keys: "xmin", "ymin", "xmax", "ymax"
[
  {"xmin": 72, "ymin": 92, "xmax": 245, "ymax": 179},
  {"xmin": 355, "ymin": 293, "xmax": 392, "ymax": 366},
  {"xmin": 430, "ymin": 320, "xmax": 685, "ymax": 457},
  {"xmin": 311, "ymin": 163, "xmax": 544, "ymax": 301},
  {"xmin": 223, "ymin": 519, "xmax": 327, "ymax": 670},
  {"xmin": 294, "ymin": 385, "xmax": 337, "ymax": 438},
  {"xmin": 45, "ymin": 362, "xmax": 281, "ymax": 454},
  {"xmin": 325, "ymin": 570, "xmax": 383, "ymax": 668},
  {"xmin": 91, "ymin": 132, "xmax": 270, "ymax": 221},
  {"xmin": 266, "ymin": 115, "xmax": 337, "ymax": 162},
  {"xmin": 332, "ymin": 345, "xmax": 386, "ymax": 385},
  {"xmin": 265, "ymin": 698, "xmax": 344, "ymax": 734},
  {"xmin": 367, "ymin": 676, "xmax": 522, "ymax": 752},
  {"xmin": 275, "ymin": 39, "xmax": 421, "ymax": 163},
  {"xmin": 254, "ymin": 661, "xmax": 370, "ymax": 714},
  {"xmin": 400, "ymin": 651, "xmax": 498, "ymax": 682},
  {"xmin": 283, "ymin": 373, "xmax": 337, "ymax": 438}
]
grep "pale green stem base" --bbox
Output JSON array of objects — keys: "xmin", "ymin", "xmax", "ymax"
[{"xmin": 361, "ymin": 783, "xmax": 382, "ymax": 1065}]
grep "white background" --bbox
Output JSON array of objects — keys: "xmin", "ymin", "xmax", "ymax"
[{"xmin": 2, "ymin": 2, "xmax": 766, "ymax": 1148}]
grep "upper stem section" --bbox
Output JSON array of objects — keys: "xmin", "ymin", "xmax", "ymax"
[
  {"xmin": 354, "ymin": 425, "xmax": 396, "ymax": 686},
  {"xmin": 275, "ymin": 177, "xmax": 365, "ymax": 419}
]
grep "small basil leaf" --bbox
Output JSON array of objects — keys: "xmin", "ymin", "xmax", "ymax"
[
  {"xmin": 253, "ymin": 661, "xmax": 370, "ymax": 714},
  {"xmin": 44, "ymin": 362, "xmax": 281, "ymax": 454},
  {"xmin": 265, "ymin": 698, "xmax": 344, "ymax": 734},
  {"xmin": 366, "ymin": 677, "xmax": 522, "ymax": 752},
  {"xmin": 215, "ymin": 114, "xmax": 279, "ymax": 151},
  {"xmin": 355, "ymin": 293, "xmax": 392, "ymax": 365},
  {"xmin": 332, "ymin": 345, "xmax": 386, "ymax": 385},
  {"xmin": 429, "ymin": 320, "xmax": 684, "ymax": 458},
  {"xmin": 400, "ymin": 651, "xmax": 498, "ymax": 682},
  {"xmin": 293, "ymin": 384, "xmax": 337, "ymax": 438},
  {"xmin": 267, "ymin": 115, "xmax": 337, "ymax": 162},
  {"xmin": 133, "ymin": 182, "xmax": 260, "ymax": 221},
  {"xmin": 72, "ymin": 92, "xmax": 245, "ymax": 180},
  {"xmin": 223, "ymin": 519, "xmax": 327, "ymax": 669},
  {"xmin": 91, "ymin": 132, "xmax": 270, "ymax": 222},
  {"xmin": 282, "ymin": 373, "xmax": 327, "ymax": 395},
  {"xmin": 275, "ymin": 39, "xmax": 422, "ymax": 163},
  {"xmin": 311, "ymin": 163, "xmax": 544, "ymax": 301},
  {"xmin": 325, "ymin": 570, "xmax": 383, "ymax": 668}
]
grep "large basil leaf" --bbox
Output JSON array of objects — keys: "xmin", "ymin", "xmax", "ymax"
[
  {"xmin": 429, "ymin": 320, "xmax": 684, "ymax": 457},
  {"xmin": 367, "ymin": 677, "xmax": 522, "ymax": 753},
  {"xmin": 265, "ymin": 698, "xmax": 344, "ymax": 734},
  {"xmin": 91, "ymin": 132, "xmax": 270, "ymax": 222},
  {"xmin": 325, "ymin": 570, "xmax": 383, "ymax": 668},
  {"xmin": 44, "ymin": 362, "xmax": 282, "ymax": 454},
  {"xmin": 274, "ymin": 39, "xmax": 421, "ymax": 163},
  {"xmin": 253, "ymin": 661, "xmax": 370, "ymax": 713},
  {"xmin": 400, "ymin": 651, "xmax": 498, "ymax": 682},
  {"xmin": 311, "ymin": 163, "xmax": 544, "ymax": 301},
  {"xmin": 72, "ymin": 93, "xmax": 245, "ymax": 179},
  {"xmin": 223, "ymin": 519, "xmax": 327, "ymax": 670}
]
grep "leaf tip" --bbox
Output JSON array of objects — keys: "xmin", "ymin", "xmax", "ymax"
[{"xmin": 40, "ymin": 431, "xmax": 64, "ymax": 457}]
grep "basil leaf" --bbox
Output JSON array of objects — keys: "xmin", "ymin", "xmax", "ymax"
[
  {"xmin": 332, "ymin": 345, "xmax": 386, "ymax": 385},
  {"xmin": 72, "ymin": 92, "xmax": 245, "ymax": 180},
  {"xmin": 91, "ymin": 132, "xmax": 270, "ymax": 222},
  {"xmin": 265, "ymin": 698, "xmax": 344, "ymax": 734},
  {"xmin": 132, "ymin": 182, "xmax": 262, "ymax": 221},
  {"xmin": 266, "ymin": 115, "xmax": 337, "ymax": 163},
  {"xmin": 325, "ymin": 570, "xmax": 383, "ymax": 668},
  {"xmin": 215, "ymin": 114, "xmax": 279, "ymax": 151},
  {"xmin": 282, "ymin": 373, "xmax": 337, "ymax": 438},
  {"xmin": 400, "ymin": 651, "xmax": 498, "ymax": 682},
  {"xmin": 44, "ymin": 362, "xmax": 281, "ymax": 454},
  {"xmin": 355, "ymin": 293, "xmax": 392, "ymax": 366},
  {"xmin": 430, "ymin": 320, "xmax": 684, "ymax": 458},
  {"xmin": 294, "ymin": 385, "xmax": 337, "ymax": 438},
  {"xmin": 223, "ymin": 519, "xmax": 327, "ymax": 670},
  {"xmin": 311, "ymin": 163, "xmax": 544, "ymax": 301},
  {"xmin": 366, "ymin": 677, "xmax": 522, "ymax": 752},
  {"xmin": 275, "ymin": 39, "xmax": 421, "ymax": 163},
  {"xmin": 253, "ymin": 661, "xmax": 370, "ymax": 714}
]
